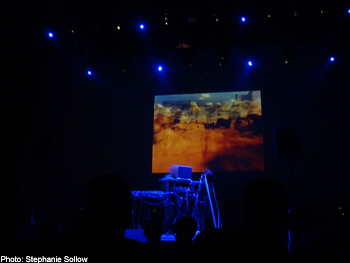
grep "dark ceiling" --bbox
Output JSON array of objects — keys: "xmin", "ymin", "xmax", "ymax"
[
  {"xmin": 4, "ymin": 0, "xmax": 349, "ymax": 57},
  {"xmin": 1, "ymin": 0, "xmax": 349, "ymax": 177}
]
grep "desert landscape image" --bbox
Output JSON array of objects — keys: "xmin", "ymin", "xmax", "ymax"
[{"xmin": 152, "ymin": 91, "xmax": 264, "ymax": 173}]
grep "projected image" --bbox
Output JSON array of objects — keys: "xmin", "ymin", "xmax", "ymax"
[{"xmin": 152, "ymin": 91, "xmax": 264, "ymax": 173}]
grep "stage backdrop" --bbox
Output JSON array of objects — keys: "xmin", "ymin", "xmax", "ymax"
[{"xmin": 152, "ymin": 91, "xmax": 264, "ymax": 173}]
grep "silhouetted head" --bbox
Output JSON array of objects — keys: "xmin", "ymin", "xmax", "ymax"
[
  {"xmin": 168, "ymin": 164, "xmax": 178, "ymax": 178},
  {"xmin": 88, "ymin": 174, "xmax": 131, "ymax": 239},
  {"xmin": 143, "ymin": 220, "xmax": 162, "ymax": 245},
  {"xmin": 174, "ymin": 216, "xmax": 198, "ymax": 243},
  {"xmin": 241, "ymin": 177, "xmax": 288, "ymax": 236}
]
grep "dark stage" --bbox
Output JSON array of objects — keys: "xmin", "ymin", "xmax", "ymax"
[{"xmin": 2, "ymin": 0, "xmax": 350, "ymax": 261}]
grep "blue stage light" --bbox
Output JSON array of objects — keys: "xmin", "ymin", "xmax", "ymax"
[
  {"xmin": 330, "ymin": 57, "xmax": 335, "ymax": 62},
  {"xmin": 140, "ymin": 24, "xmax": 144, "ymax": 29},
  {"xmin": 158, "ymin": 66, "xmax": 163, "ymax": 71},
  {"xmin": 348, "ymin": 9, "xmax": 350, "ymax": 14},
  {"xmin": 48, "ymin": 32, "xmax": 54, "ymax": 38},
  {"xmin": 248, "ymin": 61, "xmax": 253, "ymax": 66},
  {"xmin": 241, "ymin": 17, "xmax": 246, "ymax": 22},
  {"xmin": 87, "ymin": 70, "xmax": 92, "ymax": 76}
]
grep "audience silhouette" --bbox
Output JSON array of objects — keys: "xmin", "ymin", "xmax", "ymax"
[
  {"xmin": 85, "ymin": 174, "xmax": 160, "ymax": 262},
  {"xmin": 168, "ymin": 216, "xmax": 199, "ymax": 263},
  {"xmin": 143, "ymin": 219, "xmax": 171, "ymax": 262},
  {"xmin": 240, "ymin": 177, "xmax": 293, "ymax": 262},
  {"xmin": 3, "ymin": 172, "xmax": 350, "ymax": 262},
  {"xmin": 173, "ymin": 216, "xmax": 198, "ymax": 244},
  {"xmin": 0, "ymin": 177, "xmax": 23, "ymax": 255},
  {"xmin": 143, "ymin": 219, "xmax": 162, "ymax": 248},
  {"xmin": 194, "ymin": 228, "xmax": 241, "ymax": 263}
]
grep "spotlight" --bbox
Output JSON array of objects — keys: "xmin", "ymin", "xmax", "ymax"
[
  {"xmin": 87, "ymin": 70, "xmax": 92, "ymax": 76},
  {"xmin": 348, "ymin": 9, "xmax": 350, "ymax": 14},
  {"xmin": 158, "ymin": 66, "xmax": 163, "ymax": 72},
  {"xmin": 330, "ymin": 56, "xmax": 335, "ymax": 62},
  {"xmin": 248, "ymin": 61, "xmax": 253, "ymax": 67},
  {"xmin": 139, "ymin": 24, "xmax": 144, "ymax": 29},
  {"xmin": 48, "ymin": 32, "xmax": 54, "ymax": 38},
  {"xmin": 241, "ymin": 17, "xmax": 246, "ymax": 22}
]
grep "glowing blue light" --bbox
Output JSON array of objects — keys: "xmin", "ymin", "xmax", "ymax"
[
  {"xmin": 248, "ymin": 61, "xmax": 253, "ymax": 66},
  {"xmin": 330, "ymin": 57, "xmax": 335, "ymax": 62},
  {"xmin": 241, "ymin": 17, "xmax": 246, "ymax": 22},
  {"xmin": 348, "ymin": 9, "xmax": 350, "ymax": 14},
  {"xmin": 87, "ymin": 70, "xmax": 92, "ymax": 76},
  {"xmin": 158, "ymin": 66, "xmax": 163, "ymax": 71},
  {"xmin": 140, "ymin": 24, "xmax": 144, "ymax": 29},
  {"xmin": 48, "ymin": 32, "xmax": 54, "ymax": 38}
]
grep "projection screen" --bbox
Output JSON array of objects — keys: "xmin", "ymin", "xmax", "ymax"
[{"xmin": 152, "ymin": 91, "xmax": 264, "ymax": 174}]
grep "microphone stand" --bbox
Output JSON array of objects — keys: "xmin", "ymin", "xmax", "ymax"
[
  {"xmin": 203, "ymin": 174, "xmax": 217, "ymax": 229},
  {"xmin": 202, "ymin": 172, "xmax": 222, "ymax": 229}
]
